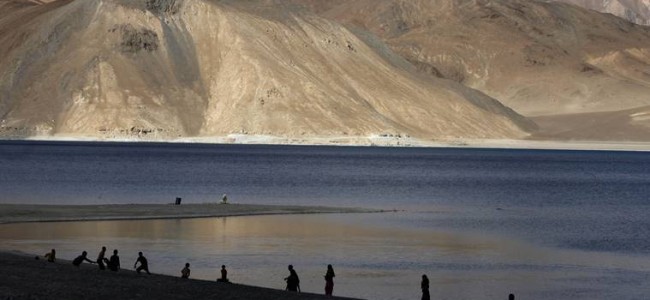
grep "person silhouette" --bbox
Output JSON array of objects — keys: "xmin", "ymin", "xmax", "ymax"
[
  {"xmin": 509, "ymin": 294, "xmax": 515, "ymax": 300},
  {"xmin": 284, "ymin": 265, "xmax": 300, "ymax": 292},
  {"xmin": 96, "ymin": 246, "xmax": 107, "ymax": 270},
  {"xmin": 107, "ymin": 249, "xmax": 120, "ymax": 272},
  {"xmin": 72, "ymin": 251, "xmax": 95, "ymax": 267},
  {"xmin": 134, "ymin": 252, "xmax": 151, "ymax": 275},
  {"xmin": 324, "ymin": 264, "xmax": 335, "ymax": 296},
  {"xmin": 421, "ymin": 274, "xmax": 430, "ymax": 300},
  {"xmin": 181, "ymin": 263, "xmax": 190, "ymax": 279},
  {"xmin": 217, "ymin": 265, "xmax": 230, "ymax": 283},
  {"xmin": 44, "ymin": 249, "xmax": 56, "ymax": 263}
]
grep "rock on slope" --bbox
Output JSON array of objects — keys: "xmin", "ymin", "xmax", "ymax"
[
  {"xmin": 0, "ymin": 0, "xmax": 535, "ymax": 141},
  {"xmin": 550, "ymin": 0, "xmax": 650, "ymax": 26}
]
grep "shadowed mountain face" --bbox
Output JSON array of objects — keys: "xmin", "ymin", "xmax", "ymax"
[
  {"xmin": 550, "ymin": 0, "xmax": 650, "ymax": 26},
  {"xmin": 284, "ymin": 0, "xmax": 650, "ymax": 141},
  {"xmin": 0, "ymin": 0, "xmax": 535, "ymax": 140}
]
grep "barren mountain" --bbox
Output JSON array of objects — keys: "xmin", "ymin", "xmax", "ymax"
[
  {"xmin": 0, "ymin": 0, "xmax": 535, "ymax": 141},
  {"xmin": 286, "ymin": 0, "xmax": 650, "ymax": 141},
  {"xmin": 550, "ymin": 0, "xmax": 650, "ymax": 26}
]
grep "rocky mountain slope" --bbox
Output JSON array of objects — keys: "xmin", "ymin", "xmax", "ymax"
[
  {"xmin": 550, "ymin": 0, "xmax": 650, "ymax": 26},
  {"xmin": 0, "ymin": 0, "xmax": 535, "ymax": 141},
  {"xmin": 288, "ymin": 0, "xmax": 650, "ymax": 140},
  {"xmin": 3, "ymin": 0, "xmax": 650, "ymax": 143}
]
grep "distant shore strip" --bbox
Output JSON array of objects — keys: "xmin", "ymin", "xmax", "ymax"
[{"xmin": 0, "ymin": 203, "xmax": 391, "ymax": 225}]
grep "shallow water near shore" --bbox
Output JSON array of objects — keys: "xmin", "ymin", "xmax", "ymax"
[{"xmin": 1, "ymin": 141, "xmax": 650, "ymax": 299}]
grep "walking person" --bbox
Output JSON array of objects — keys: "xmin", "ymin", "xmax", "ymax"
[
  {"xmin": 324, "ymin": 264, "xmax": 335, "ymax": 296},
  {"xmin": 284, "ymin": 265, "xmax": 300, "ymax": 292},
  {"xmin": 107, "ymin": 249, "xmax": 120, "ymax": 272},
  {"xmin": 421, "ymin": 274, "xmax": 430, "ymax": 300},
  {"xmin": 134, "ymin": 252, "xmax": 151, "ymax": 275},
  {"xmin": 72, "ymin": 251, "xmax": 95, "ymax": 267},
  {"xmin": 181, "ymin": 263, "xmax": 190, "ymax": 279},
  {"xmin": 96, "ymin": 246, "xmax": 107, "ymax": 270}
]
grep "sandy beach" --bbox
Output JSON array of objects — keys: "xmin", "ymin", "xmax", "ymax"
[
  {"xmin": 0, "ymin": 203, "xmax": 379, "ymax": 224},
  {"xmin": 9, "ymin": 134, "xmax": 650, "ymax": 151},
  {"xmin": 0, "ymin": 204, "xmax": 376, "ymax": 299},
  {"xmin": 0, "ymin": 251, "xmax": 361, "ymax": 300}
]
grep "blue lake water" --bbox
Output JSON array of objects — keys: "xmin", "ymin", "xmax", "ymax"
[{"xmin": 1, "ymin": 141, "xmax": 649, "ymax": 299}]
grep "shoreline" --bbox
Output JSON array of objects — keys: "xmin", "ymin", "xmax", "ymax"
[
  {"xmin": 0, "ymin": 204, "xmax": 380, "ymax": 299},
  {"xmin": 1, "ymin": 134, "xmax": 650, "ymax": 152},
  {"xmin": 0, "ymin": 251, "xmax": 362, "ymax": 300},
  {"xmin": 0, "ymin": 203, "xmax": 385, "ymax": 225}
]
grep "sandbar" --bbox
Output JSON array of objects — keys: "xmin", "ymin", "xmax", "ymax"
[
  {"xmin": 0, "ymin": 203, "xmax": 380, "ymax": 224},
  {"xmin": 0, "ymin": 203, "xmax": 376, "ymax": 299}
]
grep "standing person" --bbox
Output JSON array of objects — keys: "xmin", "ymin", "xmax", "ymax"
[
  {"xmin": 324, "ymin": 264, "xmax": 335, "ymax": 296},
  {"xmin": 221, "ymin": 194, "xmax": 228, "ymax": 204},
  {"xmin": 96, "ymin": 246, "xmax": 107, "ymax": 270},
  {"xmin": 44, "ymin": 249, "xmax": 56, "ymax": 262},
  {"xmin": 509, "ymin": 294, "xmax": 515, "ymax": 300},
  {"xmin": 72, "ymin": 251, "xmax": 95, "ymax": 267},
  {"xmin": 421, "ymin": 274, "xmax": 430, "ymax": 300},
  {"xmin": 284, "ymin": 265, "xmax": 300, "ymax": 292},
  {"xmin": 217, "ymin": 265, "xmax": 230, "ymax": 283},
  {"xmin": 181, "ymin": 263, "xmax": 190, "ymax": 279},
  {"xmin": 133, "ymin": 252, "xmax": 151, "ymax": 275},
  {"xmin": 107, "ymin": 249, "xmax": 120, "ymax": 272}
]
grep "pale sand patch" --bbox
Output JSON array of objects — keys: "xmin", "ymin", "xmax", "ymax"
[
  {"xmin": 531, "ymin": 106, "xmax": 650, "ymax": 142},
  {"xmin": 11, "ymin": 134, "xmax": 650, "ymax": 152},
  {"xmin": 0, "ymin": 203, "xmax": 381, "ymax": 224}
]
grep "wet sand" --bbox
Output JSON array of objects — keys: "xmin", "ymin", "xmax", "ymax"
[
  {"xmin": 0, "ymin": 251, "xmax": 361, "ymax": 300},
  {"xmin": 0, "ymin": 203, "xmax": 380, "ymax": 224}
]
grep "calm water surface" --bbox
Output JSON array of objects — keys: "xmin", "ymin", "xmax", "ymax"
[{"xmin": 1, "ymin": 141, "xmax": 649, "ymax": 299}]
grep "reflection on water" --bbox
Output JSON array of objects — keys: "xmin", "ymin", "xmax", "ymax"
[
  {"xmin": 1, "ymin": 213, "xmax": 649, "ymax": 300},
  {"xmin": 2, "ymin": 142, "xmax": 650, "ymax": 299}
]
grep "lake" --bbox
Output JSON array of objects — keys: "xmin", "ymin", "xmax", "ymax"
[{"xmin": 1, "ymin": 141, "xmax": 649, "ymax": 299}]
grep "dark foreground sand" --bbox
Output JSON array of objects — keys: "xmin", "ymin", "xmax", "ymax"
[
  {"xmin": 0, "ymin": 203, "xmax": 380, "ymax": 224},
  {"xmin": 0, "ymin": 251, "xmax": 361, "ymax": 300}
]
